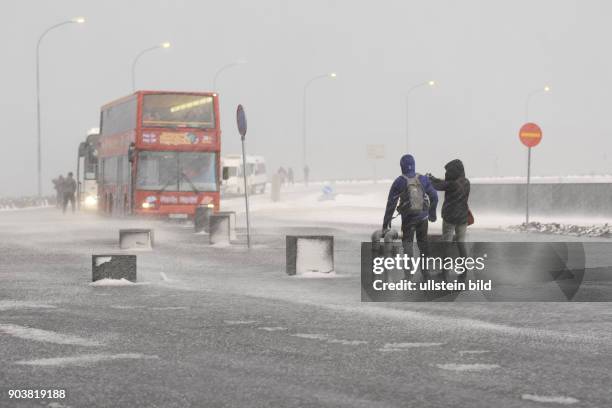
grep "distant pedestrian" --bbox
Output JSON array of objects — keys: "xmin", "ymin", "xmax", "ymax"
[
  {"xmin": 428, "ymin": 159, "xmax": 471, "ymax": 245},
  {"xmin": 53, "ymin": 175, "xmax": 64, "ymax": 208},
  {"xmin": 287, "ymin": 167, "xmax": 294, "ymax": 185},
  {"xmin": 62, "ymin": 172, "xmax": 77, "ymax": 214},
  {"xmin": 383, "ymin": 154, "xmax": 438, "ymax": 278},
  {"xmin": 303, "ymin": 165, "xmax": 310, "ymax": 186}
]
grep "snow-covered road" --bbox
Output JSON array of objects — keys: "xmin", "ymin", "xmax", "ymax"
[{"xmin": 1, "ymin": 183, "xmax": 611, "ymax": 407}]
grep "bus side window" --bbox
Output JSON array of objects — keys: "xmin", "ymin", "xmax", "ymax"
[{"xmin": 222, "ymin": 167, "xmax": 229, "ymax": 180}]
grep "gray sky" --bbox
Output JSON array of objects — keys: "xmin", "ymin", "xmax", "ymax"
[{"xmin": 2, "ymin": 0, "xmax": 610, "ymax": 196}]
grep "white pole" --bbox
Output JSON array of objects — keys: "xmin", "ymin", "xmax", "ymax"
[
  {"xmin": 131, "ymin": 42, "xmax": 170, "ymax": 92},
  {"xmin": 36, "ymin": 20, "xmax": 80, "ymax": 197},
  {"xmin": 526, "ymin": 147, "xmax": 531, "ymax": 224},
  {"xmin": 524, "ymin": 86, "xmax": 549, "ymax": 224}
]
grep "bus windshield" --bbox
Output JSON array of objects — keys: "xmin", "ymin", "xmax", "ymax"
[
  {"xmin": 142, "ymin": 94, "xmax": 215, "ymax": 129},
  {"xmin": 136, "ymin": 151, "xmax": 217, "ymax": 192}
]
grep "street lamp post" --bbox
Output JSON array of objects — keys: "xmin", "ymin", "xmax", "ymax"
[
  {"xmin": 36, "ymin": 17, "xmax": 85, "ymax": 197},
  {"xmin": 302, "ymin": 72, "xmax": 336, "ymax": 177},
  {"xmin": 405, "ymin": 80, "xmax": 435, "ymax": 152},
  {"xmin": 131, "ymin": 42, "xmax": 171, "ymax": 92},
  {"xmin": 524, "ymin": 85, "xmax": 550, "ymax": 224},
  {"xmin": 212, "ymin": 60, "xmax": 247, "ymax": 91}
]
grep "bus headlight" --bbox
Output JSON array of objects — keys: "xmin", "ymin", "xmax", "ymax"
[
  {"xmin": 142, "ymin": 196, "xmax": 157, "ymax": 209},
  {"xmin": 84, "ymin": 195, "xmax": 98, "ymax": 207},
  {"xmin": 206, "ymin": 203, "xmax": 215, "ymax": 209}
]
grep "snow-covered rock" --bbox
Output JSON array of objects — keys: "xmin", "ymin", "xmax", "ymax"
[{"xmin": 508, "ymin": 222, "xmax": 612, "ymax": 238}]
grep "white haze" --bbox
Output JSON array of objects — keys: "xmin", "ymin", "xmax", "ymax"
[{"xmin": 2, "ymin": 0, "xmax": 611, "ymax": 196}]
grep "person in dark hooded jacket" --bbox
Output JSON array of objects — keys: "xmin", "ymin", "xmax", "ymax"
[
  {"xmin": 383, "ymin": 154, "xmax": 438, "ymax": 264},
  {"xmin": 428, "ymin": 159, "xmax": 470, "ymax": 243},
  {"xmin": 62, "ymin": 172, "xmax": 77, "ymax": 214}
]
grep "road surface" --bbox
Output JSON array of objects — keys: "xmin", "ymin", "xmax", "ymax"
[{"xmin": 1, "ymin": 183, "xmax": 611, "ymax": 407}]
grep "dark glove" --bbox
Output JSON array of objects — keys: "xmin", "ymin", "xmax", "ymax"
[{"xmin": 428, "ymin": 214, "xmax": 437, "ymax": 223}]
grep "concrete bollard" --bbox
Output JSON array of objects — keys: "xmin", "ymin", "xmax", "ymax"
[
  {"xmin": 209, "ymin": 215, "xmax": 230, "ymax": 245},
  {"xmin": 194, "ymin": 205, "xmax": 213, "ymax": 233},
  {"xmin": 216, "ymin": 211, "xmax": 237, "ymax": 240},
  {"xmin": 119, "ymin": 229, "xmax": 154, "ymax": 250},
  {"xmin": 286, "ymin": 235, "xmax": 334, "ymax": 276},
  {"xmin": 92, "ymin": 255, "xmax": 137, "ymax": 282}
]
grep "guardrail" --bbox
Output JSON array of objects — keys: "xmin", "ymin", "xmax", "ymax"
[
  {"xmin": 468, "ymin": 183, "xmax": 612, "ymax": 217},
  {"xmin": 0, "ymin": 196, "xmax": 52, "ymax": 210}
]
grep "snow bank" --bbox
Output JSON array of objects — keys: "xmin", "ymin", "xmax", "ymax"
[
  {"xmin": 472, "ymin": 175, "xmax": 612, "ymax": 184},
  {"xmin": 508, "ymin": 222, "xmax": 612, "ymax": 238},
  {"xmin": 90, "ymin": 278, "xmax": 137, "ymax": 287},
  {"xmin": 283, "ymin": 175, "xmax": 612, "ymax": 185},
  {"xmin": 220, "ymin": 180, "xmax": 612, "ymax": 227}
]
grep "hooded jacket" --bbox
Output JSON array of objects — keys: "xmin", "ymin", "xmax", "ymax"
[
  {"xmin": 53, "ymin": 176, "xmax": 65, "ymax": 193},
  {"xmin": 63, "ymin": 176, "xmax": 77, "ymax": 195},
  {"xmin": 383, "ymin": 154, "xmax": 438, "ymax": 229},
  {"xmin": 429, "ymin": 159, "xmax": 470, "ymax": 225}
]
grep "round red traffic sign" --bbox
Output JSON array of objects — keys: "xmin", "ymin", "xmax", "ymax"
[{"xmin": 519, "ymin": 123, "xmax": 542, "ymax": 148}]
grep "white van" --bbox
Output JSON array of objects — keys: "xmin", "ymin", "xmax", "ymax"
[
  {"xmin": 77, "ymin": 128, "xmax": 101, "ymax": 210},
  {"xmin": 221, "ymin": 155, "xmax": 267, "ymax": 194}
]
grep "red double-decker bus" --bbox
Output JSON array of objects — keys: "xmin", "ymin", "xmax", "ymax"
[{"xmin": 97, "ymin": 91, "xmax": 220, "ymax": 218}]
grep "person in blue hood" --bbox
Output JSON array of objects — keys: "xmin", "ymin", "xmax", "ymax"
[{"xmin": 383, "ymin": 154, "xmax": 438, "ymax": 261}]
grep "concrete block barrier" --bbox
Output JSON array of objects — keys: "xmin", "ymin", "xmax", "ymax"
[
  {"xmin": 216, "ymin": 211, "xmax": 237, "ymax": 240},
  {"xmin": 286, "ymin": 235, "xmax": 334, "ymax": 276},
  {"xmin": 119, "ymin": 229, "xmax": 154, "ymax": 250},
  {"xmin": 92, "ymin": 255, "xmax": 137, "ymax": 282},
  {"xmin": 194, "ymin": 206, "xmax": 213, "ymax": 233},
  {"xmin": 209, "ymin": 215, "xmax": 230, "ymax": 245}
]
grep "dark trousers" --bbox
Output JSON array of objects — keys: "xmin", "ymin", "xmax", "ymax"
[
  {"xmin": 62, "ymin": 193, "xmax": 75, "ymax": 213},
  {"xmin": 402, "ymin": 217, "xmax": 430, "ymax": 276}
]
